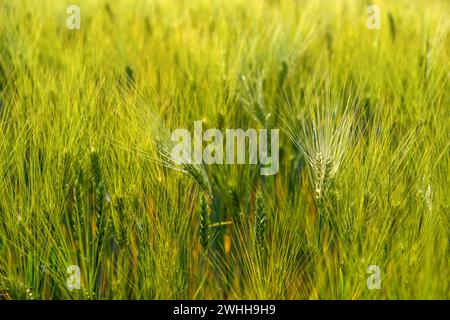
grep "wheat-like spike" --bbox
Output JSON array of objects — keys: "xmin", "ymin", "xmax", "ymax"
[
  {"xmin": 230, "ymin": 188, "xmax": 242, "ymax": 224},
  {"xmin": 216, "ymin": 111, "xmax": 225, "ymax": 131},
  {"xmin": 90, "ymin": 150, "xmax": 106, "ymax": 241},
  {"xmin": 199, "ymin": 194, "xmax": 211, "ymax": 255},
  {"xmin": 182, "ymin": 163, "xmax": 212, "ymax": 196},
  {"xmin": 282, "ymin": 95, "xmax": 357, "ymax": 205},
  {"xmin": 255, "ymin": 190, "xmax": 267, "ymax": 252},
  {"xmin": 314, "ymin": 151, "xmax": 324, "ymax": 200}
]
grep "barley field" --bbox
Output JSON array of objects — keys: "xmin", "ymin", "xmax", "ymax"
[{"xmin": 0, "ymin": 0, "xmax": 449, "ymax": 300}]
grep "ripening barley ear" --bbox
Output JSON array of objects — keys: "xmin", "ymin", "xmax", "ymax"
[
  {"xmin": 255, "ymin": 190, "xmax": 267, "ymax": 253},
  {"xmin": 388, "ymin": 12, "xmax": 396, "ymax": 42},
  {"xmin": 239, "ymin": 74, "xmax": 269, "ymax": 127},
  {"xmin": 314, "ymin": 151, "xmax": 325, "ymax": 201},
  {"xmin": 199, "ymin": 194, "xmax": 211, "ymax": 256}
]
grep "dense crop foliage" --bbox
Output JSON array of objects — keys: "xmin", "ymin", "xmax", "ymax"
[{"xmin": 0, "ymin": 0, "xmax": 448, "ymax": 299}]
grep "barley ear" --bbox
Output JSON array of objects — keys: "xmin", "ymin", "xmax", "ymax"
[
  {"xmin": 90, "ymin": 150, "xmax": 106, "ymax": 242},
  {"xmin": 183, "ymin": 163, "xmax": 212, "ymax": 197},
  {"xmin": 199, "ymin": 194, "xmax": 211, "ymax": 256},
  {"xmin": 255, "ymin": 190, "xmax": 267, "ymax": 253}
]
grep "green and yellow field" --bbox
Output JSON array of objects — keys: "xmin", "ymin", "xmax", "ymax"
[{"xmin": 0, "ymin": 0, "xmax": 449, "ymax": 299}]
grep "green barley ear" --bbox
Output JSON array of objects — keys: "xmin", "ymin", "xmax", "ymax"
[
  {"xmin": 388, "ymin": 12, "xmax": 396, "ymax": 42},
  {"xmin": 324, "ymin": 156, "xmax": 333, "ymax": 192},
  {"xmin": 199, "ymin": 194, "xmax": 211, "ymax": 255},
  {"xmin": 277, "ymin": 60, "xmax": 289, "ymax": 89},
  {"xmin": 155, "ymin": 130, "xmax": 213, "ymax": 197},
  {"xmin": 255, "ymin": 190, "xmax": 267, "ymax": 252},
  {"xmin": 230, "ymin": 188, "xmax": 242, "ymax": 225},
  {"xmin": 183, "ymin": 163, "xmax": 212, "ymax": 197},
  {"xmin": 216, "ymin": 111, "xmax": 225, "ymax": 131},
  {"xmin": 73, "ymin": 162, "xmax": 85, "ymax": 236},
  {"xmin": 90, "ymin": 149, "xmax": 106, "ymax": 240},
  {"xmin": 113, "ymin": 194, "xmax": 129, "ymax": 250},
  {"xmin": 314, "ymin": 151, "xmax": 325, "ymax": 201}
]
